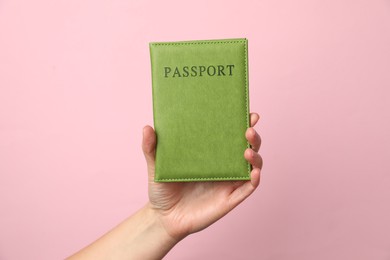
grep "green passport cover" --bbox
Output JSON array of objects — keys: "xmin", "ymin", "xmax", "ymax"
[{"xmin": 149, "ymin": 38, "xmax": 250, "ymax": 182}]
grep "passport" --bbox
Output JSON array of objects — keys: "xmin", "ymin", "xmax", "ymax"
[{"xmin": 149, "ymin": 38, "xmax": 251, "ymax": 182}]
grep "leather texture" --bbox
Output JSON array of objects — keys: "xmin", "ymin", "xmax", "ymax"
[{"xmin": 149, "ymin": 38, "xmax": 250, "ymax": 182}]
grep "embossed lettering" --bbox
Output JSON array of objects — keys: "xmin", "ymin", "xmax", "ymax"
[
  {"xmin": 164, "ymin": 64, "xmax": 235, "ymax": 78},
  {"xmin": 191, "ymin": 66, "xmax": 197, "ymax": 76},
  {"xmin": 164, "ymin": 67, "xmax": 171, "ymax": 78},
  {"xmin": 217, "ymin": 65, "xmax": 225, "ymax": 76},
  {"xmin": 173, "ymin": 67, "xmax": 181, "ymax": 77},
  {"xmin": 182, "ymin": 66, "xmax": 189, "ymax": 77},
  {"xmin": 199, "ymin": 66, "xmax": 206, "ymax": 76},
  {"xmin": 226, "ymin": 65, "xmax": 234, "ymax": 76}
]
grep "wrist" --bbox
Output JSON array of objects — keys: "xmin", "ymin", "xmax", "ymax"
[
  {"xmin": 142, "ymin": 203, "xmax": 183, "ymax": 245},
  {"xmin": 144, "ymin": 202, "xmax": 188, "ymax": 244},
  {"xmin": 108, "ymin": 204, "xmax": 181, "ymax": 260}
]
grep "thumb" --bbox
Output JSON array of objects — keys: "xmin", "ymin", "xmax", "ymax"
[{"xmin": 142, "ymin": 125, "xmax": 156, "ymax": 175}]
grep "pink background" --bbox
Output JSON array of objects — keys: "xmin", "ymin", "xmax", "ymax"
[{"xmin": 1, "ymin": 0, "xmax": 390, "ymax": 259}]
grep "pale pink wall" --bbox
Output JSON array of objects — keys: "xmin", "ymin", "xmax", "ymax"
[{"xmin": 1, "ymin": 0, "xmax": 390, "ymax": 259}]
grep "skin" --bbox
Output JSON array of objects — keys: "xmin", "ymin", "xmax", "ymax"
[{"xmin": 67, "ymin": 112, "xmax": 263, "ymax": 260}]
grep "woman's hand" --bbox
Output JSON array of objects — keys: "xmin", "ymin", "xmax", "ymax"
[
  {"xmin": 67, "ymin": 113, "xmax": 263, "ymax": 260},
  {"xmin": 143, "ymin": 112, "xmax": 263, "ymax": 242}
]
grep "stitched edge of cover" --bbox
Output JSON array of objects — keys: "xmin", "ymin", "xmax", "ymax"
[
  {"xmin": 244, "ymin": 40, "xmax": 251, "ymax": 177},
  {"xmin": 150, "ymin": 40, "xmax": 247, "ymax": 46},
  {"xmin": 152, "ymin": 40, "xmax": 251, "ymax": 181},
  {"xmin": 155, "ymin": 176, "xmax": 251, "ymax": 182}
]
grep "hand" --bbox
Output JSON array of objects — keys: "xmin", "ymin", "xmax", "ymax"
[
  {"xmin": 142, "ymin": 113, "xmax": 263, "ymax": 242},
  {"xmin": 66, "ymin": 113, "xmax": 262, "ymax": 260}
]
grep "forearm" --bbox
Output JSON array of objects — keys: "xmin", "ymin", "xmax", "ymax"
[{"xmin": 67, "ymin": 203, "xmax": 179, "ymax": 260}]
